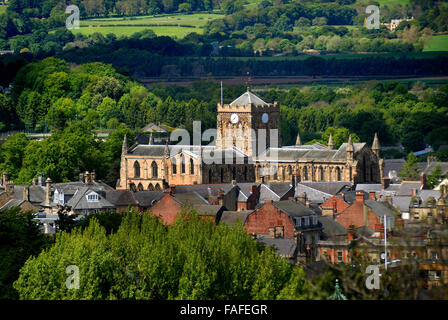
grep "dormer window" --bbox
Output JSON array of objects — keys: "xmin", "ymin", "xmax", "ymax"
[{"xmin": 87, "ymin": 192, "xmax": 99, "ymax": 202}]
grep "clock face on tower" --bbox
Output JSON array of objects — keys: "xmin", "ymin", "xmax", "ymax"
[
  {"xmin": 262, "ymin": 113, "xmax": 269, "ymax": 123},
  {"xmin": 230, "ymin": 113, "xmax": 239, "ymax": 124}
]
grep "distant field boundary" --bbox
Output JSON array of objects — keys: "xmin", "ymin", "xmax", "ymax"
[
  {"xmin": 82, "ymin": 23, "xmax": 199, "ymax": 28},
  {"xmin": 140, "ymin": 75, "xmax": 448, "ymax": 87}
]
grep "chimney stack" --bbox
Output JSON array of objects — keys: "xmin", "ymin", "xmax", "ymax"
[
  {"xmin": 84, "ymin": 171, "xmax": 90, "ymax": 185},
  {"xmin": 355, "ymin": 191, "xmax": 365, "ymax": 203},
  {"xmin": 45, "ymin": 178, "xmax": 52, "ymax": 206},
  {"xmin": 369, "ymin": 191, "xmax": 376, "ymax": 200},
  {"xmin": 169, "ymin": 185, "xmax": 176, "ymax": 195},
  {"xmin": 91, "ymin": 170, "xmax": 96, "ymax": 182},
  {"xmin": 23, "ymin": 186, "xmax": 29, "ymax": 201},
  {"xmin": 2, "ymin": 172, "xmax": 7, "ymax": 187},
  {"xmin": 32, "ymin": 178, "xmax": 38, "ymax": 186}
]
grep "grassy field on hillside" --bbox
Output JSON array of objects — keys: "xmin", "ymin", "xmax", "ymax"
[
  {"xmin": 73, "ymin": 13, "xmax": 223, "ymax": 38},
  {"xmin": 424, "ymin": 35, "xmax": 448, "ymax": 52}
]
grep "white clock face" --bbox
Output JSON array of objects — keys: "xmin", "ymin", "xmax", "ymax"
[
  {"xmin": 230, "ymin": 113, "xmax": 239, "ymax": 124},
  {"xmin": 262, "ymin": 113, "xmax": 269, "ymax": 123}
]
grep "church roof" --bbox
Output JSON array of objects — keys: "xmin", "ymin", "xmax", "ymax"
[{"xmin": 230, "ymin": 91, "xmax": 268, "ymax": 106}]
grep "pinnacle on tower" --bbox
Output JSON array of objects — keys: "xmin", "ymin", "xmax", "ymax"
[
  {"xmin": 328, "ymin": 133, "xmax": 334, "ymax": 150},
  {"xmin": 164, "ymin": 141, "xmax": 169, "ymax": 158},
  {"xmin": 372, "ymin": 132, "xmax": 380, "ymax": 151},
  {"xmin": 122, "ymin": 135, "xmax": 128, "ymax": 155},
  {"xmin": 295, "ymin": 132, "xmax": 302, "ymax": 146}
]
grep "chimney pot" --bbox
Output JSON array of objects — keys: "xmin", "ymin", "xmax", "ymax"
[{"xmin": 356, "ymin": 191, "xmax": 365, "ymax": 202}]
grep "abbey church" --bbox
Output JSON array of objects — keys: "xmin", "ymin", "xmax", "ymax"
[{"xmin": 117, "ymin": 90, "xmax": 383, "ymax": 191}]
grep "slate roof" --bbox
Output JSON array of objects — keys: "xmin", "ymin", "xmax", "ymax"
[
  {"xmin": 259, "ymin": 183, "xmax": 293, "ymax": 202},
  {"xmin": 355, "ymin": 184, "xmax": 383, "ymax": 192},
  {"xmin": 174, "ymin": 184, "xmax": 235, "ymax": 199},
  {"xmin": 66, "ymin": 187, "xmax": 115, "ymax": 211},
  {"xmin": 172, "ymin": 192, "xmax": 210, "ymax": 206},
  {"xmin": 257, "ymin": 237, "xmax": 297, "ymax": 257},
  {"xmin": 142, "ymin": 123, "xmax": 168, "ymax": 133},
  {"xmin": 218, "ymin": 210, "xmax": 252, "ymax": 227},
  {"xmin": 396, "ymin": 181, "xmax": 423, "ymax": 196},
  {"xmin": 258, "ymin": 142, "xmax": 365, "ymax": 162},
  {"xmin": 192, "ymin": 204, "xmax": 223, "ymax": 216},
  {"xmin": 230, "ymin": 90, "xmax": 268, "ymax": 106},
  {"xmin": 0, "ymin": 199, "xmax": 25, "ymax": 210},
  {"xmin": 340, "ymin": 190, "xmax": 368, "ymax": 204},
  {"xmin": 105, "ymin": 190, "xmax": 137, "ymax": 206},
  {"xmin": 384, "ymin": 159, "xmax": 406, "ymax": 177},
  {"xmin": 13, "ymin": 185, "xmax": 46, "ymax": 204},
  {"xmin": 235, "ymin": 182, "xmax": 259, "ymax": 202},
  {"xmin": 295, "ymin": 183, "xmax": 332, "ymax": 203},
  {"xmin": 272, "ymin": 200, "xmax": 315, "ymax": 217},
  {"xmin": 364, "ymin": 199, "xmax": 396, "ymax": 219},
  {"xmin": 319, "ymin": 216, "xmax": 347, "ymax": 238},
  {"xmin": 133, "ymin": 191, "xmax": 164, "ymax": 207},
  {"xmin": 300, "ymin": 182, "xmax": 352, "ymax": 195},
  {"xmin": 392, "ymin": 196, "xmax": 412, "ymax": 212}
]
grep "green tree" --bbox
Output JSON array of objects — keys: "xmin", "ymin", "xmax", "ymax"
[
  {"xmin": 426, "ymin": 165, "xmax": 445, "ymax": 189},
  {"xmin": 0, "ymin": 207, "xmax": 52, "ymax": 299},
  {"xmin": 14, "ymin": 210, "xmax": 313, "ymax": 300},
  {"xmin": 399, "ymin": 152, "xmax": 421, "ymax": 181},
  {"xmin": 0, "ymin": 133, "xmax": 29, "ymax": 180}
]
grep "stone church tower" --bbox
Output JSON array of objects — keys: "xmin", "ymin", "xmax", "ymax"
[{"xmin": 216, "ymin": 89, "xmax": 280, "ymax": 157}]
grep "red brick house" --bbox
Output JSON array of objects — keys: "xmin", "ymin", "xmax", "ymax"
[
  {"xmin": 335, "ymin": 191, "xmax": 395, "ymax": 232},
  {"xmin": 244, "ymin": 200, "xmax": 322, "ymax": 244},
  {"xmin": 150, "ymin": 188, "xmax": 224, "ymax": 225},
  {"xmin": 320, "ymin": 194, "xmax": 350, "ymax": 217}
]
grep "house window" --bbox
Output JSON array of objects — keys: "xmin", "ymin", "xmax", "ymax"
[
  {"xmin": 337, "ymin": 251, "xmax": 343, "ymax": 262},
  {"xmin": 295, "ymin": 217, "xmax": 301, "ymax": 228},
  {"xmin": 303, "ymin": 217, "xmax": 309, "ymax": 227},
  {"xmin": 87, "ymin": 193, "xmax": 98, "ymax": 202}
]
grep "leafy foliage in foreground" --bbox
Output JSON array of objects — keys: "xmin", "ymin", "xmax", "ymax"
[
  {"xmin": 0, "ymin": 207, "xmax": 53, "ymax": 299},
  {"xmin": 13, "ymin": 209, "xmax": 313, "ymax": 300}
]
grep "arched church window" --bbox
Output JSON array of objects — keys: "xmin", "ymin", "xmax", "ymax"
[
  {"xmin": 304, "ymin": 167, "xmax": 308, "ymax": 181},
  {"xmin": 190, "ymin": 158, "xmax": 194, "ymax": 174},
  {"xmin": 181, "ymin": 155, "xmax": 185, "ymax": 174},
  {"xmin": 172, "ymin": 157, "xmax": 177, "ymax": 174},
  {"xmin": 336, "ymin": 167, "xmax": 341, "ymax": 181},
  {"xmin": 151, "ymin": 161, "xmax": 158, "ymax": 178},
  {"xmin": 133, "ymin": 161, "xmax": 140, "ymax": 178}
]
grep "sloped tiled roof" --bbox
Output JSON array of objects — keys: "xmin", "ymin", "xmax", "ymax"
[
  {"xmin": 105, "ymin": 190, "xmax": 138, "ymax": 206},
  {"xmin": 295, "ymin": 183, "xmax": 332, "ymax": 203},
  {"xmin": 396, "ymin": 181, "xmax": 423, "ymax": 196},
  {"xmin": 230, "ymin": 91, "xmax": 268, "ymax": 106},
  {"xmin": 272, "ymin": 200, "xmax": 315, "ymax": 217},
  {"xmin": 300, "ymin": 182, "xmax": 352, "ymax": 195},
  {"xmin": 66, "ymin": 187, "xmax": 115, "ymax": 211},
  {"xmin": 258, "ymin": 237, "xmax": 296, "ymax": 257},
  {"xmin": 133, "ymin": 191, "xmax": 164, "ymax": 207},
  {"xmin": 319, "ymin": 216, "xmax": 347, "ymax": 238},
  {"xmin": 219, "ymin": 210, "xmax": 252, "ymax": 227}
]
